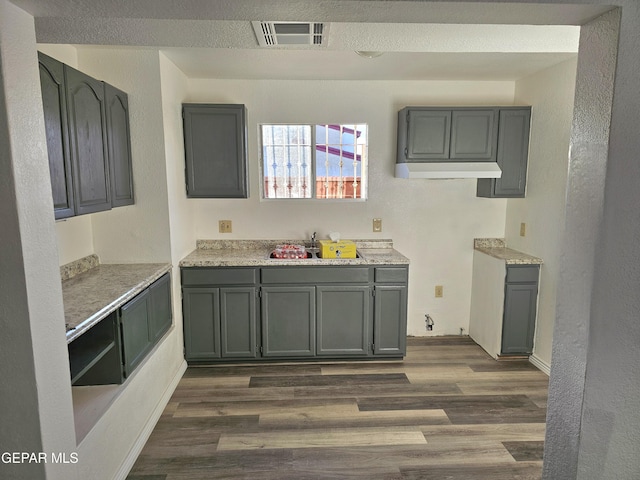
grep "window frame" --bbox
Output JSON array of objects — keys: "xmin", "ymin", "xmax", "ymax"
[{"xmin": 259, "ymin": 123, "xmax": 368, "ymax": 201}]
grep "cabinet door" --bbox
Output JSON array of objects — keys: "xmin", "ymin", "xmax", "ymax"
[
  {"xmin": 261, "ymin": 286, "xmax": 315, "ymax": 357},
  {"xmin": 149, "ymin": 273, "xmax": 172, "ymax": 343},
  {"xmin": 406, "ymin": 109, "xmax": 451, "ymax": 160},
  {"xmin": 104, "ymin": 83, "xmax": 134, "ymax": 207},
  {"xmin": 501, "ymin": 283, "xmax": 538, "ymax": 355},
  {"xmin": 220, "ymin": 287, "xmax": 258, "ymax": 358},
  {"xmin": 450, "ymin": 109, "xmax": 497, "ymax": 160},
  {"xmin": 65, "ymin": 65, "xmax": 111, "ymax": 215},
  {"xmin": 493, "ymin": 108, "xmax": 531, "ymax": 197},
  {"xmin": 373, "ymin": 285, "xmax": 407, "ymax": 356},
  {"xmin": 316, "ymin": 286, "xmax": 370, "ymax": 356},
  {"xmin": 38, "ymin": 52, "xmax": 74, "ymax": 219},
  {"xmin": 183, "ymin": 288, "xmax": 221, "ymax": 360},
  {"xmin": 183, "ymin": 104, "xmax": 248, "ymax": 198},
  {"xmin": 120, "ymin": 291, "xmax": 151, "ymax": 377}
]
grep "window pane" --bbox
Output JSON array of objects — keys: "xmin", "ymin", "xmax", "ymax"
[
  {"xmin": 260, "ymin": 123, "xmax": 367, "ymax": 200},
  {"xmin": 262, "ymin": 125, "xmax": 312, "ymax": 198},
  {"xmin": 315, "ymin": 124, "xmax": 367, "ymax": 199}
]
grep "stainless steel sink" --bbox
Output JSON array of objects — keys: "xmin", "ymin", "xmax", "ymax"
[{"xmin": 267, "ymin": 248, "xmax": 361, "ymax": 260}]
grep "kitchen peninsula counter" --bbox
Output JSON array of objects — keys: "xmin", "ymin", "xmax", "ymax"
[
  {"xmin": 62, "ymin": 256, "xmax": 172, "ymax": 343},
  {"xmin": 179, "ymin": 239, "xmax": 410, "ymax": 267},
  {"xmin": 474, "ymin": 238, "xmax": 543, "ymax": 265}
]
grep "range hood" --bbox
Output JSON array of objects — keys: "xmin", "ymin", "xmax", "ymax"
[{"xmin": 395, "ymin": 162, "xmax": 502, "ymax": 179}]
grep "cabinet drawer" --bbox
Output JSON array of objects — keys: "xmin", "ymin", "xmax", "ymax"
[
  {"xmin": 261, "ymin": 266, "xmax": 371, "ymax": 284},
  {"xmin": 182, "ymin": 267, "xmax": 257, "ymax": 286},
  {"xmin": 374, "ymin": 267, "xmax": 408, "ymax": 283},
  {"xmin": 506, "ymin": 265, "xmax": 539, "ymax": 284}
]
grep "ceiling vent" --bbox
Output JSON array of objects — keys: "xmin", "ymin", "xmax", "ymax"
[{"xmin": 251, "ymin": 21, "xmax": 329, "ymax": 47}]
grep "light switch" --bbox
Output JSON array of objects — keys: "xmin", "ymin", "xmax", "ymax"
[{"xmin": 520, "ymin": 222, "xmax": 526, "ymax": 237}]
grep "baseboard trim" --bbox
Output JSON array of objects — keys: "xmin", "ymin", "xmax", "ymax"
[
  {"xmin": 115, "ymin": 359, "xmax": 187, "ymax": 480},
  {"xmin": 529, "ymin": 353, "xmax": 551, "ymax": 376}
]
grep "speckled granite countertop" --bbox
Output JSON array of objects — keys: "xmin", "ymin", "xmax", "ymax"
[
  {"xmin": 179, "ymin": 239, "xmax": 410, "ymax": 267},
  {"xmin": 474, "ymin": 238, "xmax": 543, "ymax": 265},
  {"xmin": 63, "ymin": 262, "xmax": 172, "ymax": 343}
]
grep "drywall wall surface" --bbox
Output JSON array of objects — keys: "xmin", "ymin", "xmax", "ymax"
[
  {"xmin": 507, "ymin": 57, "xmax": 577, "ymax": 368},
  {"xmin": 542, "ymin": 8, "xmax": 619, "ymax": 480},
  {"xmin": 0, "ymin": 2, "xmax": 76, "ymax": 478},
  {"xmin": 77, "ymin": 48, "xmax": 172, "ymax": 264},
  {"xmin": 186, "ymin": 78, "xmax": 512, "ymax": 336},
  {"xmin": 159, "ymin": 51, "xmax": 193, "ymax": 370},
  {"xmin": 575, "ymin": 4, "xmax": 640, "ymax": 478}
]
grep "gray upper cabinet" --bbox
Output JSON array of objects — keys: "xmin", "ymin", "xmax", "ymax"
[
  {"xmin": 183, "ymin": 104, "xmax": 248, "ymax": 198},
  {"xmin": 38, "ymin": 52, "xmax": 135, "ymax": 218},
  {"xmin": 398, "ymin": 107, "xmax": 497, "ymax": 163},
  {"xmin": 104, "ymin": 83, "xmax": 134, "ymax": 207},
  {"xmin": 477, "ymin": 108, "xmax": 531, "ymax": 198},
  {"xmin": 405, "ymin": 110, "xmax": 452, "ymax": 160},
  {"xmin": 65, "ymin": 65, "xmax": 112, "ymax": 215},
  {"xmin": 38, "ymin": 52, "xmax": 74, "ymax": 219},
  {"xmin": 450, "ymin": 109, "xmax": 498, "ymax": 160}
]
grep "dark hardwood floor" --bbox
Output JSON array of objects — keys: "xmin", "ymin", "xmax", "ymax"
[{"xmin": 127, "ymin": 336, "xmax": 549, "ymax": 479}]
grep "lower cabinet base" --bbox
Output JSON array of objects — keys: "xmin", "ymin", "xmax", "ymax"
[{"xmin": 185, "ymin": 354, "xmax": 404, "ymax": 366}]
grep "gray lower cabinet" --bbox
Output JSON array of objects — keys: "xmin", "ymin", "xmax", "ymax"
[
  {"xmin": 261, "ymin": 286, "xmax": 316, "ymax": 357},
  {"xmin": 316, "ymin": 286, "xmax": 370, "ymax": 356},
  {"xmin": 183, "ymin": 104, "xmax": 248, "ymax": 198},
  {"xmin": 120, "ymin": 272, "xmax": 173, "ymax": 377},
  {"xmin": 501, "ymin": 265, "xmax": 539, "ymax": 355},
  {"xmin": 373, "ymin": 267, "xmax": 409, "ymax": 356},
  {"xmin": 477, "ymin": 108, "xmax": 531, "ymax": 198},
  {"xmin": 181, "ymin": 265, "xmax": 408, "ymax": 363},
  {"xmin": 374, "ymin": 285, "xmax": 408, "ymax": 355},
  {"xmin": 182, "ymin": 268, "xmax": 258, "ymax": 361},
  {"xmin": 68, "ymin": 272, "xmax": 172, "ymax": 384},
  {"xmin": 68, "ymin": 312, "xmax": 123, "ymax": 386}
]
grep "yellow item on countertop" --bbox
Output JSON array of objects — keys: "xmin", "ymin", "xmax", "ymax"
[{"xmin": 318, "ymin": 239, "xmax": 357, "ymax": 259}]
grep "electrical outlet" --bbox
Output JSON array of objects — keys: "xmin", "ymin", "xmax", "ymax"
[
  {"xmin": 373, "ymin": 218, "xmax": 382, "ymax": 232},
  {"xmin": 435, "ymin": 285, "xmax": 443, "ymax": 298},
  {"xmin": 219, "ymin": 220, "xmax": 232, "ymax": 233},
  {"xmin": 520, "ymin": 222, "xmax": 526, "ymax": 237}
]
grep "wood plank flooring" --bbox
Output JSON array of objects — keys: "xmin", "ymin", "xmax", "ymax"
[{"xmin": 127, "ymin": 336, "xmax": 549, "ymax": 479}]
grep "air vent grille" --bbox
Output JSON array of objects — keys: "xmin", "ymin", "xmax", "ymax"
[{"xmin": 252, "ymin": 21, "xmax": 329, "ymax": 47}]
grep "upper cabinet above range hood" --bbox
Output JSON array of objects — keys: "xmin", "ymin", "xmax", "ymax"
[
  {"xmin": 395, "ymin": 161, "xmax": 502, "ymax": 179},
  {"xmin": 395, "ymin": 106, "xmax": 508, "ymax": 180}
]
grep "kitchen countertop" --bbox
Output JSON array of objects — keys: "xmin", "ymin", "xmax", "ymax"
[
  {"xmin": 474, "ymin": 238, "xmax": 543, "ymax": 265},
  {"xmin": 179, "ymin": 239, "xmax": 410, "ymax": 267},
  {"xmin": 63, "ymin": 262, "xmax": 172, "ymax": 343}
]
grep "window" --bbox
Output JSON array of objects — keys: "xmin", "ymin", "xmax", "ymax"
[{"xmin": 260, "ymin": 124, "xmax": 368, "ymax": 199}]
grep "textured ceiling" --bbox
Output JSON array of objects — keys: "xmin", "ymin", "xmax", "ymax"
[{"xmin": 11, "ymin": 0, "xmax": 607, "ymax": 80}]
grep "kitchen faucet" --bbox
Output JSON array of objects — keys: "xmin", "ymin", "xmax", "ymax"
[{"xmin": 311, "ymin": 231, "xmax": 317, "ymax": 249}]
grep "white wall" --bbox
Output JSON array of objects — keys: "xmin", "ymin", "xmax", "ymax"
[
  {"xmin": 186, "ymin": 78, "xmax": 512, "ymax": 335},
  {"xmin": 505, "ymin": 58, "xmax": 577, "ymax": 367},
  {"xmin": 0, "ymin": 3, "xmax": 76, "ymax": 479},
  {"xmin": 159, "ymin": 52, "xmax": 193, "ymax": 377},
  {"xmin": 78, "ymin": 48, "xmax": 173, "ymax": 264}
]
